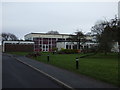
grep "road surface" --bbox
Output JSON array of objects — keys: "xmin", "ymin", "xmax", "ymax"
[{"xmin": 2, "ymin": 54, "xmax": 63, "ymax": 88}]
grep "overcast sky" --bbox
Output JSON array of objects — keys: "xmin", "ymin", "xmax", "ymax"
[{"xmin": 2, "ymin": 2, "xmax": 118, "ymax": 39}]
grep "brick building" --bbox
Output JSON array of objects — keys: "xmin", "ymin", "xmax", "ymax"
[{"xmin": 2, "ymin": 41, "xmax": 34, "ymax": 52}]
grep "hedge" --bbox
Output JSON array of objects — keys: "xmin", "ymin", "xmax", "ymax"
[{"xmin": 58, "ymin": 49, "xmax": 79, "ymax": 54}]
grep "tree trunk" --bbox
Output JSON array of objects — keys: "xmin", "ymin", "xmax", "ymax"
[
  {"xmin": 104, "ymin": 47, "xmax": 108, "ymax": 55},
  {"xmin": 104, "ymin": 51, "xmax": 107, "ymax": 55},
  {"xmin": 78, "ymin": 39, "xmax": 80, "ymax": 49}
]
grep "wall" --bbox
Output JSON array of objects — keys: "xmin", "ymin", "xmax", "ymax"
[
  {"xmin": 4, "ymin": 44, "xmax": 34, "ymax": 52},
  {"xmin": 57, "ymin": 42, "xmax": 66, "ymax": 51}
]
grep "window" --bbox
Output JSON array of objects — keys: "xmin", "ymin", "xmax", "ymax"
[
  {"xmin": 43, "ymin": 38, "xmax": 48, "ymax": 41},
  {"xmin": 40, "ymin": 41, "xmax": 42, "ymax": 44},
  {"xmin": 66, "ymin": 45, "xmax": 68, "ymax": 49},
  {"xmin": 52, "ymin": 38, "xmax": 56, "ymax": 40},
  {"xmin": 43, "ymin": 46, "xmax": 45, "ymax": 48},
  {"xmin": 43, "ymin": 41, "xmax": 48, "ymax": 44},
  {"xmin": 34, "ymin": 41, "xmax": 39, "ymax": 44},
  {"xmin": 33, "ymin": 38, "xmax": 39, "ymax": 41},
  {"xmin": 40, "ymin": 45, "xmax": 42, "ymax": 47},
  {"xmin": 49, "ymin": 45, "xmax": 51, "ymax": 48},
  {"xmin": 49, "ymin": 41, "xmax": 51, "ymax": 44},
  {"xmin": 35, "ymin": 45, "xmax": 39, "ymax": 48},
  {"xmin": 52, "ymin": 45, "xmax": 56, "ymax": 48},
  {"xmin": 69, "ymin": 45, "xmax": 71, "ymax": 49},
  {"xmin": 58, "ymin": 38, "xmax": 65, "ymax": 41}
]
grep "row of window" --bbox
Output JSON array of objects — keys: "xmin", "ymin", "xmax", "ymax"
[
  {"xmin": 34, "ymin": 44, "xmax": 56, "ymax": 49},
  {"xmin": 34, "ymin": 48, "xmax": 52, "ymax": 52},
  {"xmin": 33, "ymin": 38, "xmax": 56, "ymax": 40},
  {"xmin": 33, "ymin": 38, "xmax": 68, "ymax": 41},
  {"xmin": 66, "ymin": 44, "xmax": 98, "ymax": 49},
  {"xmin": 34, "ymin": 41, "xmax": 56, "ymax": 44}
]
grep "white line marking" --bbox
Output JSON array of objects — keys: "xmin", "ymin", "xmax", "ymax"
[{"xmin": 14, "ymin": 57, "xmax": 75, "ymax": 90}]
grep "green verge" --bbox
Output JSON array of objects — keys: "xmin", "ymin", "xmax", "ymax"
[
  {"xmin": 7, "ymin": 52, "xmax": 29, "ymax": 56},
  {"xmin": 8, "ymin": 52, "xmax": 119, "ymax": 86}
]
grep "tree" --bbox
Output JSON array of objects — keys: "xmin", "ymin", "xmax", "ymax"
[
  {"xmin": 1, "ymin": 32, "xmax": 18, "ymax": 41},
  {"xmin": 110, "ymin": 17, "xmax": 120, "ymax": 43},
  {"xmin": 47, "ymin": 30, "xmax": 59, "ymax": 34},
  {"xmin": 91, "ymin": 16, "xmax": 120, "ymax": 54},
  {"xmin": 110, "ymin": 17, "xmax": 120, "ymax": 52},
  {"xmin": 91, "ymin": 21, "xmax": 112, "ymax": 54},
  {"xmin": 69, "ymin": 30, "xmax": 85, "ymax": 50}
]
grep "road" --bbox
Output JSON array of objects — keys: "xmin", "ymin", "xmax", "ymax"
[{"xmin": 2, "ymin": 54, "xmax": 63, "ymax": 88}]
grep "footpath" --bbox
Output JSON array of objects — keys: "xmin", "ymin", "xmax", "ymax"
[{"xmin": 6, "ymin": 53, "xmax": 118, "ymax": 89}]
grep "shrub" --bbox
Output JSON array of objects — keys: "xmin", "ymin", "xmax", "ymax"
[
  {"xmin": 52, "ymin": 48, "xmax": 58, "ymax": 51},
  {"xmin": 58, "ymin": 49, "xmax": 78, "ymax": 54},
  {"xmin": 82, "ymin": 47, "xmax": 98, "ymax": 53},
  {"xmin": 26, "ymin": 52, "xmax": 41, "ymax": 58}
]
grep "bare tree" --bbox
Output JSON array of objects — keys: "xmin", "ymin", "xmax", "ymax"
[
  {"xmin": 47, "ymin": 30, "xmax": 59, "ymax": 34},
  {"xmin": 1, "ymin": 32, "xmax": 18, "ymax": 41},
  {"xmin": 75, "ymin": 31, "xmax": 85, "ymax": 49},
  {"xmin": 69, "ymin": 30, "xmax": 85, "ymax": 50}
]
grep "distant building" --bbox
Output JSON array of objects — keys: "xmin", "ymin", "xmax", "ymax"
[
  {"xmin": 24, "ymin": 33, "xmax": 97, "ymax": 52},
  {"xmin": 2, "ymin": 41, "xmax": 34, "ymax": 52},
  {"xmin": 111, "ymin": 42, "xmax": 119, "ymax": 52}
]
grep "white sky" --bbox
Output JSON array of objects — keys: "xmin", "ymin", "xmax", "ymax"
[{"xmin": 1, "ymin": 0, "xmax": 119, "ymax": 40}]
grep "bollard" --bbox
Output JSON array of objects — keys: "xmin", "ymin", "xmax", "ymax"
[
  {"xmin": 47, "ymin": 55, "xmax": 49, "ymax": 62},
  {"xmin": 76, "ymin": 57, "xmax": 79, "ymax": 69},
  {"xmin": 34, "ymin": 53, "xmax": 37, "ymax": 58}
]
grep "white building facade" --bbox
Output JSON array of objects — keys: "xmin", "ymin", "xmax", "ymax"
[
  {"xmin": 24, "ymin": 33, "xmax": 70, "ymax": 52},
  {"xmin": 24, "ymin": 33, "xmax": 98, "ymax": 52},
  {"xmin": 57, "ymin": 41, "xmax": 98, "ymax": 51}
]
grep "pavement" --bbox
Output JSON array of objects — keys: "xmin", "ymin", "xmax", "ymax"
[
  {"xmin": 2, "ymin": 54, "xmax": 64, "ymax": 88},
  {"xmin": 4, "ymin": 53, "xmax": 118, "ymax": 89}
]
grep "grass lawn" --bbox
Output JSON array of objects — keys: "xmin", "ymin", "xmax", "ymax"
[
  {"xmin": 8, "ymin": 52, "xmax": 29, "ymax": 56},
  {"xmin": 9, "ymin": 52, "xmax": 119, "ymax": 86}
]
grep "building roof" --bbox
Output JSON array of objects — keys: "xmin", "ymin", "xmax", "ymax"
[
  {"xmin": 2, "ymin": 40, "xmax": 34, "ymax": 44},
  {"xmin": 24, "ymin": 32, "xmax": 74, "ymax": 37}
]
